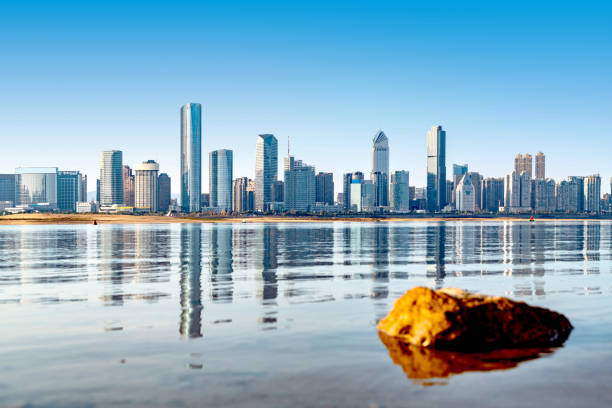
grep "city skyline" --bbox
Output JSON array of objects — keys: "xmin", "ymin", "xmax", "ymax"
[{"xmin": 1, "ymin": 2, "xmax": 611, "ymax": 195}]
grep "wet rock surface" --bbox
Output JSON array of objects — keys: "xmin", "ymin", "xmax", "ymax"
[{"xmin": 377, "ymin": 287, "xmax": 573, "ymax": 351}]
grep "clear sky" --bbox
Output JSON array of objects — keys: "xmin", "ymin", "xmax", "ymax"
[{"xmin": 1, "ymin": 1, "xmax": 611, "ymax": 195}]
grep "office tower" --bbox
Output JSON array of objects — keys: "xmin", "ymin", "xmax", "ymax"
[
  {"xmin": 372, "ymin": 131, "xmax": 389, "ymax": 206},
  {"xmin": 57, "ymin": 170, "xmax": 81, "ymax": 212},
  {"xmin": 209, "ymin": 149, "xmax": 233, "ymax": 211},
  {"xmin": 514, "ymin": 153, "xmax": 533, "ymax": 179},
  {"xmin": 100, "ymin": 150, "xmax": 123, "ymax": 206},
  {"xmin": 96, "ymin": 179, "xmax": 100, "ymax": 202},
  {"xmin": 271, "ymin": 180, "xmax": 284, "ymax": 203},
  {"xmin": 451, "ymin": 164, "xmax": 468, "ymax": 205},
  {"xmin": 246, "ymin": 179, "xmax": 256, "ymax": 211},
  {"xmin": 372, "ymin": 171, "xmax": 388, "ymax": 207},
  {"xmin": 584, "ymin": 174, "xmax": 601, "ymax": 213},
  {"xmin": 342, "ymin": 173, "xmax": 353, "ymax": 209},
  {"xmin": 519, "ymin": 172, "xmax": 532, "ymax": 209},
  {"xmin": 568, "ymin": 176, "xmax": 585, "ymax": 212},
  {"xmin": 336, "ymin": 193, "xmax": 344, "ymax": 205},
  {"xmin": 456, "ymin": 174, "xmax": 475, "ymax": 212},
  {"xmin": 534, "ymin": 178, "xmax": 556, "ymax": 212},
  {"xmin": 556, "ymin": 179, "xmax": 578, "ymax": 213},
  {"xmin": 255, "ymin": 134, "xmax": 278, "ymax": 211},
  {"xmin": 505, "ymin": 171, "xmax": 521, "ymax": 208},
  {"xmin": 158, "ymin": 173, "xmax": 171, "ymax": 212},
  {"xmin": 0, "ymin": 174, "xmax": 16, "ymax": 206},
  {"xmin": 15, "ymin": 167, "xmax": 58, "ymax": 208},
  {"xmin": 134, "ymin": 160, "xmax": 159, "ymax": 212},
  {"xmin": 315, "ymin": 172, "xmax": 334, "ymax": 205},
  {"xmin": 180, "ymin": 102, "xmax": 202, "ymax": 213},
  {"xmin": 481, "ymin": 177, "xmax": 505, "ymax": 212},
  {"xmin": 79, "ymin": 174, "xmax": 87, "ymax": 202},
  {"xmin": 233, "ymin": 177, "xmax": 250, "ymax": 212},
  {"xmin": 283, "ymin": 156, "xmax": 315, "ymax": 211},
  {"xmin": 535, "ymin": 152, "xmax": 545, "ymax": 180},
  {"xmin": 362, "ymin": 180, "xmax": 375, "ymax": 210},
  {"xmin": 467, "ymin": 172, "xmax": 482, "ymax": 211},
  {"xmin": 390, "ymin": 170, "xmax": 410, "ymax": 211},
  {"xmin": 350, "ymin": 179, "xmax": 374, "ymax": 212},
  {"xmin": 122, "ymin": 165, "xmax": 135, "ymax": 207},
  {"xmin": 427, "ymin": 125, "xmax": 446, "ymax": 212},
  {"xmin": 201, "ymin": 193, "xmax": 210, "ymax": 208}
]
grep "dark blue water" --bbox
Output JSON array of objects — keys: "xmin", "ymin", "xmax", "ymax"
[{"xmin": 1, "ymin": 221, "xmax": 611, "ymax": 407}]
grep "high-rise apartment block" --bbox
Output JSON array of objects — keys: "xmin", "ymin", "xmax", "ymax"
[
  {"xmin": 122, "ymin": 165, "xmax": 135, "ymax": 207},
  {"xmin": 158, "ymin": 173, "xmax": 171, "ymax": 212},
  {"xmin": 514, "ymin": 153, "xmax": 533, "ymax": 179},
  {"xmin": 255, "ymin": 134, "xmax": 278, "ymax": 212},
  {"xmin": 100, "ymin": 150, "xmax": 123, "ymax": 206},
  {"xmin": 467, "ymin": 172, "xmax": 482, "ymax": 211},
  {"xmin": 556, "ymin": 178, "xmax": 579, "ymax": 213},
  {"xmin": 482, "ymin": 177, "xmax": 505, "ymax": 212},
  {"xmin": 426, "ymin": 125, "xmax": 446, "ymax": 212},
  {"xmin": 180, "ymin": 102, "xmax": 202, "ymax": 213},
  {"xmin": 233, "ymin": 177, "xmax": 253, "ymax": 212},
  {"xmin": 584, "ymin": 174, "xmax": 601, "ymax": 213},
  {"xmin": 534, "ymin": 178, "xmax": 556, "ymax": 212},
  {"xmin": 134, "ymin": 160, "xmax": 159, "ymax": 212},
  {"xmin": 315, "ymin": 172, "xmax": 334, "ymax": 205},
  {"xmin": 209, "ymin": 149, "xmax": 233, "ymax": 212},
  {"xmin": 535, "ymin": 152, "xmax": 545, "ymax": 180}
]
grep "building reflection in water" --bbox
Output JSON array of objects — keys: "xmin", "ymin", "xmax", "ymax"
[
  {"xmin": 179, "ymin": 224, "xmax": 203, "ymax": 339},
  {"xmin": 426, "ymin": 223, "xmax": 446, "ymax": 285},
  {"xmin": 209, "ymin": 224, "xmax": 234, "ymax": 303},
  {"xmin": 257, "ymin": 225, "xmax": 279, "ymax": 330},
  {"xmin": 98, "ymin": 226, "xmax": 136, "ymax": 306},
  {"xmin": 371, "ymin": 224, "xmax": 390, "ymax": 320}
]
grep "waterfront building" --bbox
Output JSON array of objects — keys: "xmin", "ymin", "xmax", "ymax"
[
  {"xmin": 505, "ymin": 171, "xmax": 521, "ymax": 209},
  {"xmin": 535, "ymin": 152, "xmax": 545, "ymax": 180},
  {"xmin": 372, "ymin": 131, "xmax": 389, "ymax": 206},
  {"xmin": 372, "ymin": 171, "xmax": 389, "ymax": 208},
  {"xmin": 584, "ymin": 174, "xmax": 601, "ymax": 213},
  {"xmin": 455, "ymin": 174, "xmax": 475, "ymax": 212},
  {"xmin": 57, "ymin": 170, "xmax": 82, "ymax": 212},
  {"xmin": 315, "ymin": 172, "xmax": 334, "ymax": 205},
  {"xmin": 271, "ymin": 180, "xmax": 284, "ymax": 204},
  {"xmin": 350, "ymin": 179, "xmax": 374, "ymax": 212},
  {"xmin": 233, "ymin": 177, "xmax": 251, "ymax": 212},
  {"xmin": 79, "ymin": 174, "xmax": 87, "ymax": 202},
  {"xmin": 246, "ymin": 180, "xmax": 256, "ymax": 211},
  {"xmin": 76, "ymin": 201, "xmax": 97, "ymax": 213},
  {"xmin": 451, "ymin": 164, "xmax": 468, "ymax": 206},
  {"xmin": 467, "ymin": 172, "xmax": 482, "ymax": 211},
  {"xmin": 390, "ymin": 170, "xmax": 410, "ymax": 211},
  {"xmin": 520, "ymin": 172, "xmax": 533, "ymax": 209},
  {"xmin": 0, "ymin": 174, "xmax": 16, "ymax": 206},
  {"xmin": 255, "ymin": 134, "xmax": 278, "ymax": 211},
  {"xmin": 481, "ymin": 177, "xmax": 505, "ymax": 212},
  {"xmin": 158, "ymin": 173, "xmax": 171, "ymax": 212},
  {"xmin": 201, "ymin": 193, "xmax": 210, "ymax": 208},
  {"xmin": 342, "ymin": 173, "xmax": 353, "ymax": 210},
  {"xmin": 180, "ymin": 102, "xmax": 202, "ymax": 213},
  {"xmin": 100, "ymin": 150, "xmax": 123, "ymax": 206},
  {"xmin": 568, "ymin": 176, "xmax": 585, "ymax": 212},
  {"xmin": 350, "ymin": 181, "xmax": 363, "ymax": 212},
  {"xmin": 96, "ymin": 179, "xmax": 100, "ymax": 202},
  {"xmin": 122, "ymin": 165, "xmax": 135, "ymax": 207},
  {"xmin": 514, "ymin": 153, "xmax": 533, "ymax": 179},
  {"xmin": 283, "ymin": 156, "xmax": 315, "ymax": 211},
  {"xmin": 209, "ymin": 149, "xmax": 233, "ymax": 212},
  {"xmin": 135, "ymin": 160, "xmax": 159, "ymax": 212},
  {"xmin": 534, "ymin": 178, "xmax": 556, "ymax": 212},
  {"xmin": 427, "ymin": 125, "xmax": 446, "ymax": 212},
  {"xmin": 556, "ymin": 178, "xmax": 579, "ymax": 213},
  {"xmin": 15, "ymin": 167, "xmax": 58, "ymax": 208}
]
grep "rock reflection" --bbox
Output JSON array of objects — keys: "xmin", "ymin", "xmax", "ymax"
[
  {"xmin": 179, "ymin": 224, "xmax": 203, "ymax": 339},
  {"xmin": 379, "ymin": 332, "xmax": 554, "ymax": 386}
]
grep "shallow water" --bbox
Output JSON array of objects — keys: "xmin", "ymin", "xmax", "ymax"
[{"xmin": 1, "ymin": 221, "xmax": 612, "ymax": 407}]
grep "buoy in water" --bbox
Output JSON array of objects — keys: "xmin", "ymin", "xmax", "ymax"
[
  {"xmin": 93, "ymin": 220, "xmax": 98, "ymax": 225},
  {"xmin": 529, "ymin": 216, "xmax": 535, "ymax": 222}
]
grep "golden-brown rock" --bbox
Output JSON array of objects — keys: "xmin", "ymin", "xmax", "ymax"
[{"xmin": 377, "ymin": 287, "xmax": 572, "ymax": 350}]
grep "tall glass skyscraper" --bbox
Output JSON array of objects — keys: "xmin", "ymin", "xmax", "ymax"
[
  {"xmin": 0, "ymin": 174, "xmax": 16, "ymax": 206},
  {"xmin": 209, "ymin": 149, "xmax": 233, "ymax": 212},
  {"xmin": 372, "ymin": 130, "xmax": 389, "ymax": 207},
  {"xmin": 427, "ymin": 125, "xmax": 446, "ymax": 212},
  {"xmin": 255, "ymin": 134, "xmax": 278, "ymax": 212},
  {"xmin": 181, "ymin": 103, "xmax": 202, "ymax": 213},
  {"xmin": 57, "ymin": 170, "xmax": 81, "ymax": 212},
  {"xmin": 100, "ymin": 150, "xmax": 123, "ymax": 206},
  {"xmin": 15, "ymin": 167, "xmax": 58, "ymax": 208}
]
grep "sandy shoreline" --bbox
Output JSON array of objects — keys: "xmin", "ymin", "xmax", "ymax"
[{"xmin": 0, "ymin": 213, "xmax": 608, "ymax": 225}]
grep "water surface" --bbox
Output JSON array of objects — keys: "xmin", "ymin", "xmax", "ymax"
[{"xmin": 1, "ymin": 221, "xmax": 612, "ymax": 407}]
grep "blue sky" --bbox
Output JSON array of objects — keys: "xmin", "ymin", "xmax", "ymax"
[{"xmin": 1, "ymin": 1, "xmax": 611, "ymax": 194}]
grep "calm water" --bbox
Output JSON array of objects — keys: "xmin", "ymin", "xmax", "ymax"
[{"xmin": 1, "ymin": 221, "xmax": 612, "ymax": 407}]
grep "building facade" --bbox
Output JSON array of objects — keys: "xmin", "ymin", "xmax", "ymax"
[
  {"xmin": 255, "ymin": 134, "xmax": 278, "ymax": 212},
  {"xmin": 135, "ymin": 160, "xmax": 159, "ymax": 212},
  {"xmin": 535, "ymin": 152, "xmax": 545, "ymax": 180},
  {"xmin": 315, "ymin": 172, "xmax": 334, "ymax": 205},
  {"xmin": 455, "ymin": 174, "xmax": 475, "ymax": 212},
  {"xmin": 482, "ymin": 177, "xmax": 505, "ymax": 212},
  {"xmin": 390, "ymin": 170, "xmax": 410, "ymax": 211},
  {"xmin": 372, "ymin": 171, "xmax": 388, "ymax": 208},
  {"xmin": 158, "ymin": 173, "xmax": 171, "ymax": 212},
  {"xmin": 209, "ymin": 149, "xmax": 233, "ymax": 212},
  {"xmin": 514, "ymin": 153, "xmax": 533, "ymax": 179},
  {"xmin": 584, "ymin": 174, "xmax": 601, "ymax": 213},
  {"xmin": 371, "ymin": 131, "xmax": 389, "ymax": 206},
  {"xmin": 57, "ymin": 170, "xmax": 82, "ymax": 212},
  {"xmin": 100, "ymin": 150, "xmax": 123, "ymax": 206},
  {"xmin": 283, "ymin": 157, "xmax": 315, "ymax": 211},
  {"xmin": 534, "ymin": 178, "xmax": 556, "ymax": 212},
  {"xmin": 15, "ymin": 167, "xmax": 58, "ymax": 208},
  {"xmin": 0, "ymin": 174, "xmax": 16, "ymax": 206},
  {"xmin": 426, "ymin": 125, "xmax": 446, "ymax": 212},
  {"xmin": 122, "ymin": 165, "xmax": 135, "ymax": 207},
  {"xmin": 180, "ymin": 102, "xmax": 202, "ymax": 213},
  {"xmin": 451, "ymin": 164, "xmax": 468, "ymax": 206}
]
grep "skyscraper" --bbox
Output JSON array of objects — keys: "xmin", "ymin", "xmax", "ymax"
[
  {"xmin": 451, "ymin": 164, "xmax": 468, "ymax": 206},
  {"xmin": 122, "ymin": 165, "xmax": 135, "ymax": 207},
  {"xmin": 158, "ymin": 173, "xmax": 171, "ymax": 212},
  {"xmin": 426, "ymin": 125, "xmax": 446, "ymax": 212},
  {"xmin": 0, "ymin": 174, "xmax": 16, "ymax": 206},
  {"xmin": 135, "ymin": 160, "xmax": 159, "ymax": 212},
  {"xmin": 180, "ymin": 102, "xmax": 202, "ymax": 213},
  {"xmin": 100, "ymin": 150, "xmax": 123, "ymax": 206},
  {"xmin": 514, "ymin": 153, "xmax": 533, "ymax": 179},
  {"xmin": 534, "ymin": 178, "xmax": 556, "ymax": 212},
  {"xmin": 372, "ymin": 131, "xmax": 389, "ymax": 207},
  {"xmin": 57, "ymin": 170, "xmax": 81, "ymax": 212},
  {"xmin": 15, "ymin": 167, "xmax": 58, "ymax": 208},
  {"xmin": 455, "ymin": 174, "xmax": 475, "ymax": 212},
  {"xmin": 467, "ymin": 172, "xmax": 482, "ymax": 211},
  {"xmin": 342, "ymin": 173, "xmax": 354, "ymax": 210},
  {"xmin": 535, "ymin": 152, "xmax": 545, "ymax": 180},
  {"xmin": 255, "ymin": 134, "xmax": 278, "ymax": 212},
  {"xmin": 209, "ymin": 149, "xmax": 233, "ymax": 212},
  {"xmin": 390, "ymin": 170, "xmax": 410, "ymax": 211},
  {"xmin": 482, "ymin": 177, "xmax": 504, "ymax": 212},
  {"xmin": 271, "ymin": 180, "xmax": 284, "ymax": 203},
  {"xmin": 283, "ymin": 156, "xmax": 315, "ymax": 212},
  {"xmin": 233, "ymin": 177, "xmax": 250, "ymax": 213},
  {"xmin": 315, "ymin": 172, "xmax": 334, "ymax": 205},
  {"xmin": 79, "ymin": 174, "xmax": 87, "ymax": 202},
  {"xmin": 584, "ymin": 174, "xmax": 601, "ymax": 213}
]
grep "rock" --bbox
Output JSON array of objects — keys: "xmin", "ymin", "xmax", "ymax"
[
  {"xmin": 379, "ymin": 331, "xmax": 553, "ymax": 385},
  {"xmin": 377, "ymin": 287, "xmax": 572, "ymax": 351}
]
